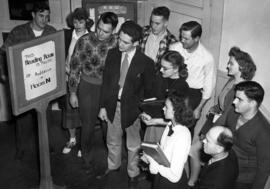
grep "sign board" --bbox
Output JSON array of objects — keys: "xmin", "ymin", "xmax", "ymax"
[{"xmin": 6, "ymin": 30, "xmax": 66, "ymax": 115}]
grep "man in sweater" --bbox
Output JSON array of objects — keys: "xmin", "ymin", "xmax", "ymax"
[{"xmin": 68, "ymin": 12, "xmax": 118, "ymax": 175}]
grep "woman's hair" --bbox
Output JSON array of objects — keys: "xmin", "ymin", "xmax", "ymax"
[
  {"xmin": 228, "ymin": 46, "xmax": 256, "ymax": 80},
  {"xmin": 167, "ymin": 93, "xmax": 195, "ymax": 128},
  {"xmin": 66, "ymin": 8, "xmax": 94, "ymax": 31},
  {"xmin": 161, "ymin": 50, "xmax": 188, "ymax": 80}
]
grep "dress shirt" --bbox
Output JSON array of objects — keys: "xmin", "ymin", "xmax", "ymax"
[
  {"xmin": 170, "ymin": 42, "xmax": 215, "ymax": 99},
  {"xmin": 149, "ymin": 122, "xmax": 191, "ymax": 183},
  {"xmin": 145, "ymin": 31, "xmax": 167, "ymax": 62},
  {"xmin": 118, "ymin": 48, "xmax": 136, "ymax": 98}
]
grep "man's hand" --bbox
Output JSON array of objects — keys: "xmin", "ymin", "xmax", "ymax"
[
  {"xmin": 69, "ymin": 93, "xmax": 79, "ymax": 108},
  {"xmin": 98, "ymin": 108, "xmax": 109, "ymax": 122}
]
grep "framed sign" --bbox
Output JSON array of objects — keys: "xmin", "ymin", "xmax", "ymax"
[{"xmin": 6, "ymin": 30, "xmax": 66, "ymax": 115}]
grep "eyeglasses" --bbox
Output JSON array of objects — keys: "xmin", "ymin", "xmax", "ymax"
[{"xmin": 160, "ymin": 66, "xmax": 174, "ymax": 71}]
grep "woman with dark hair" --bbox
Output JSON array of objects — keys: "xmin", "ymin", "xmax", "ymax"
[
  {"xmin": 62, "ymin": 8, "xmax": 93, "ymax": 156},
  {"xmin": 141, "ymin": 50, "xmax": 190, "ymax": 143},
  {"xmin": 207, "ymin": 46, "xmax": 256, "ymax": 119},
  {"xmin": 188, "ymin": 46, "xmax": 256, "ymax": 187},
  {"xmin": 142, "ymin": 94, "xmax": 195, "ymax": 189}
]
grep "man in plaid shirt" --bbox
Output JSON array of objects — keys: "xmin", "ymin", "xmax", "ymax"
[{"xmin": 140, "ymin": 6, "xmax": 177, "ymax": 71}]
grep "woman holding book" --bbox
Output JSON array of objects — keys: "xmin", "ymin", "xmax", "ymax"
[
  {"xmin": 141, "ymin": 50, "xmax": 189, "ymax": 143},
  {"xmin": 142, "ymin": 94, "xmax": 195, "ymax": 189}
]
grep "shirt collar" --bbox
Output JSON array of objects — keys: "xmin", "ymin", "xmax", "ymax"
[
  {"xmin": 72, "ymin": 30, "xmax": 89, "ymax": 40},
  {"xmin": 122, "ymin": 47, "xmax": 136, "ymax": 62}
]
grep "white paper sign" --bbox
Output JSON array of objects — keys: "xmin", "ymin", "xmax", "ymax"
[{"xmin": 22, "ymin": 41, "xmax": 57, "ymax": 100}]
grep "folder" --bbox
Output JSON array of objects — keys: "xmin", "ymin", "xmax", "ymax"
[
  {"xmin": 141, "ymin": 142, "xmax": 170, "ymax": 167},
  {"xmin": 140, "ymin": 98, "xmax": 164, "ymax": 118}
]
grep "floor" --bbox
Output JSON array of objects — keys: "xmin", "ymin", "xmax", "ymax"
[{"xmin": 0, "ymin": 110, "xmax": 152, "ymax": 189}]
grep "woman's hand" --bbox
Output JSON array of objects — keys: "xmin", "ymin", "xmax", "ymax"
[
  {"xmin": 145, "ymin": 154, "xmax": 159, "ymax": 174},
  {"xmin": 69, "ymin": 92, "xmax": 79, "ymax": 108}
]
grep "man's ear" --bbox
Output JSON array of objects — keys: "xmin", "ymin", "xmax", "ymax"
[
  {"xmin": 31, "ymin": 12, "xmax": 35, "ymax": 19},
  {"xmin": 133, "ymin": 41, "xmax": 139, "ymax": 46},
  {"xmin": 194, "ymin": 36, "xmax": 200, "ymax": 43},
  {"xmin": 164, "ymin": 20, "xmax": 169, "ymax": 28},
  {"xmin": 250, "ymin": 99, "xmax": 258, "ymax": 109}
]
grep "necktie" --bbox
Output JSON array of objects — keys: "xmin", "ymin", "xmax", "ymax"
[
  {"xmin": 167, "ymin": 124, "xmax": 174, "ymax": 136},
  {"xmin": 119, "ymin": 53, "xmax": 129, "ymax": 88}
]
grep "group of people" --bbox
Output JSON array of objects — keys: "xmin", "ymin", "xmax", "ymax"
[{"xmin": 0, "ymin": 3, "xmax": 270, "ymax": 189}]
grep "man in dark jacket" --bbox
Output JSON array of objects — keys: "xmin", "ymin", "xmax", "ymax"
[
  {"xmin": 97, "ymin": 21, "xmax": 155, "ymax": 188},
  {"xmin": 195, "ymin": 126, "xmax": 238, "ymax": 189}
]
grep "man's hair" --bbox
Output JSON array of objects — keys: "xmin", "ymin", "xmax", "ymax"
[
  {"xmin": 167, "ymin": 93, "xmax": 195, "ymax": 128},
  {"xmin": 235, "ymin": 81, "xmax": 264, "ymax": 107},
  {"xmin": 32, "ymin": 2, "xmax": 50, "ymax": 13},
  {"xmin": 119, "ymin": 20, "xmax": 142, "ymax": 43},
  {"xmin": 179, "ymin": 21, "xmax": 202, "ymax": 39},
  {"xmin": 151, "ymin": 6, "xmax": 170, "ymax": 20},
  {"xmin": 216, "ymin": 130, "xmax": 233, "ymax": 152},
  {"xmin": 161, "ymin": 50, "xmax": 188, "ymax": 80},
  {"xmin": 98, "ymin": 12, "xmax": 118, "ymax": 30},
  {"xmin": 229, "ymin": 46, "xmax": 256, "ymax": 80}
]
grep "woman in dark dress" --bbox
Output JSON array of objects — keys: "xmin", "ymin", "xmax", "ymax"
[{"xmin": 141, "ymin": 50, "xmax": 189, "ymax": 143}]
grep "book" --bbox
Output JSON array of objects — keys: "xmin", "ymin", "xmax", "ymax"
[
  {"xmin": 141, "ymin": 142, "xmax": 170, "ymax": 167},
  {"xmin": 140, "ymin": 98, "xmax": 164, "ymax": 118}
]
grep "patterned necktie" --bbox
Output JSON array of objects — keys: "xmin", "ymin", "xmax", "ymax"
[
  {"xmin": 167, "ymin": 124, "xmax": 174, "ymax": 136},
  {"xmin": 119, "ymin": 53, "xmax": 129, "ymax": 88}
]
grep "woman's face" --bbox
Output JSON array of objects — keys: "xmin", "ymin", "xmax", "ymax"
[
  {"xmin": 73, "ymin": 19, "xmax": 87, "ymax": 33},
  {"xmin": 160, "ymin": 59, "xmax": 179, "ymax": 78},
  {"xmin": 227, "ymin": 56, "xmax": 241, "ymax": 77},
  {"xmin": 163, "ymin": 99, "xmax": 174, "ymax": 120}
]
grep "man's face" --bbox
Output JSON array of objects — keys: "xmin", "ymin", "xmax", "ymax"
[
  {"xmin": 163, "ymin": 99, "xmax": 174, "ymax": 120},
  {"xmin": 150, "ymin": 15, "xmax": 167, "ymax": 35},
  {"xmin": 96, "ymin": 20, "xmax": 113, "ymax": 41},
  {"xmin": 202, "ymin": 129, "xmax": 221, "ymax": 155},
  {"xmin": 233, "ymin": 91, "xmax": 253, "ymax": 115},
  {"xmin": 227, "ymin": 56, "xmax": 241, "ymax": 77},
  {"xmin": 118, "ymin": 31, "xmax": 137, "ymax": 52},
  {"xmin": 180, "ymin": 30, "xmax": 199, "ymax": 50},
  {"xmin": 32, "ymin": 10, "xmax": 50, "ymax": 30}
]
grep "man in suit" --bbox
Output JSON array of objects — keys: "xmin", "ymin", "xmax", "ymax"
[
  {"xmin": 97, "ymin": 20, "xmax": 155, "ymax": 188},
  {"xmin": 195, "ymin": 126, "xmax": 238, "ymax": 189},
  {"xmin": 201, "ymin": 81, "xmax": 270, "ymax": 189}
]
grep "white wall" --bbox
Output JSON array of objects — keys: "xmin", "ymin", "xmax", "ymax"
[{"xmin": 218, "ymin": 0, "xmax": 270, "ymax": 119}]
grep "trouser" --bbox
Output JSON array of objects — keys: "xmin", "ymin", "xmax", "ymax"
[
  {"xmin": 78, "ymin": 80, "xmax": 101, "ymax": 165},
  {"xmin": 107, "ymin": 102, "xmax": 141, "ymax": 178}
]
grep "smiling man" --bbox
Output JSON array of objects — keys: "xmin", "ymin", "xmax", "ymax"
[
  {"xmin": 68, "ymin": 12, "xmax": 118, "ymax": 176},
  {"xmin": 140, "ymin": 6, "xmax": 177, "ymax": 70},
  {"xmin": 97, "ymin": 21, "xmax": 155, "ymax": 189},
  {"xmin": 0, "ymin": 2, "xmax": 56, "ymax": 160}
]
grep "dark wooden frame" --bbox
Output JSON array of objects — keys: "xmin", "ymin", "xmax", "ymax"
[{"xmin": 6, "ymin": 30, "xmax": 66, "ymax": 115}]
